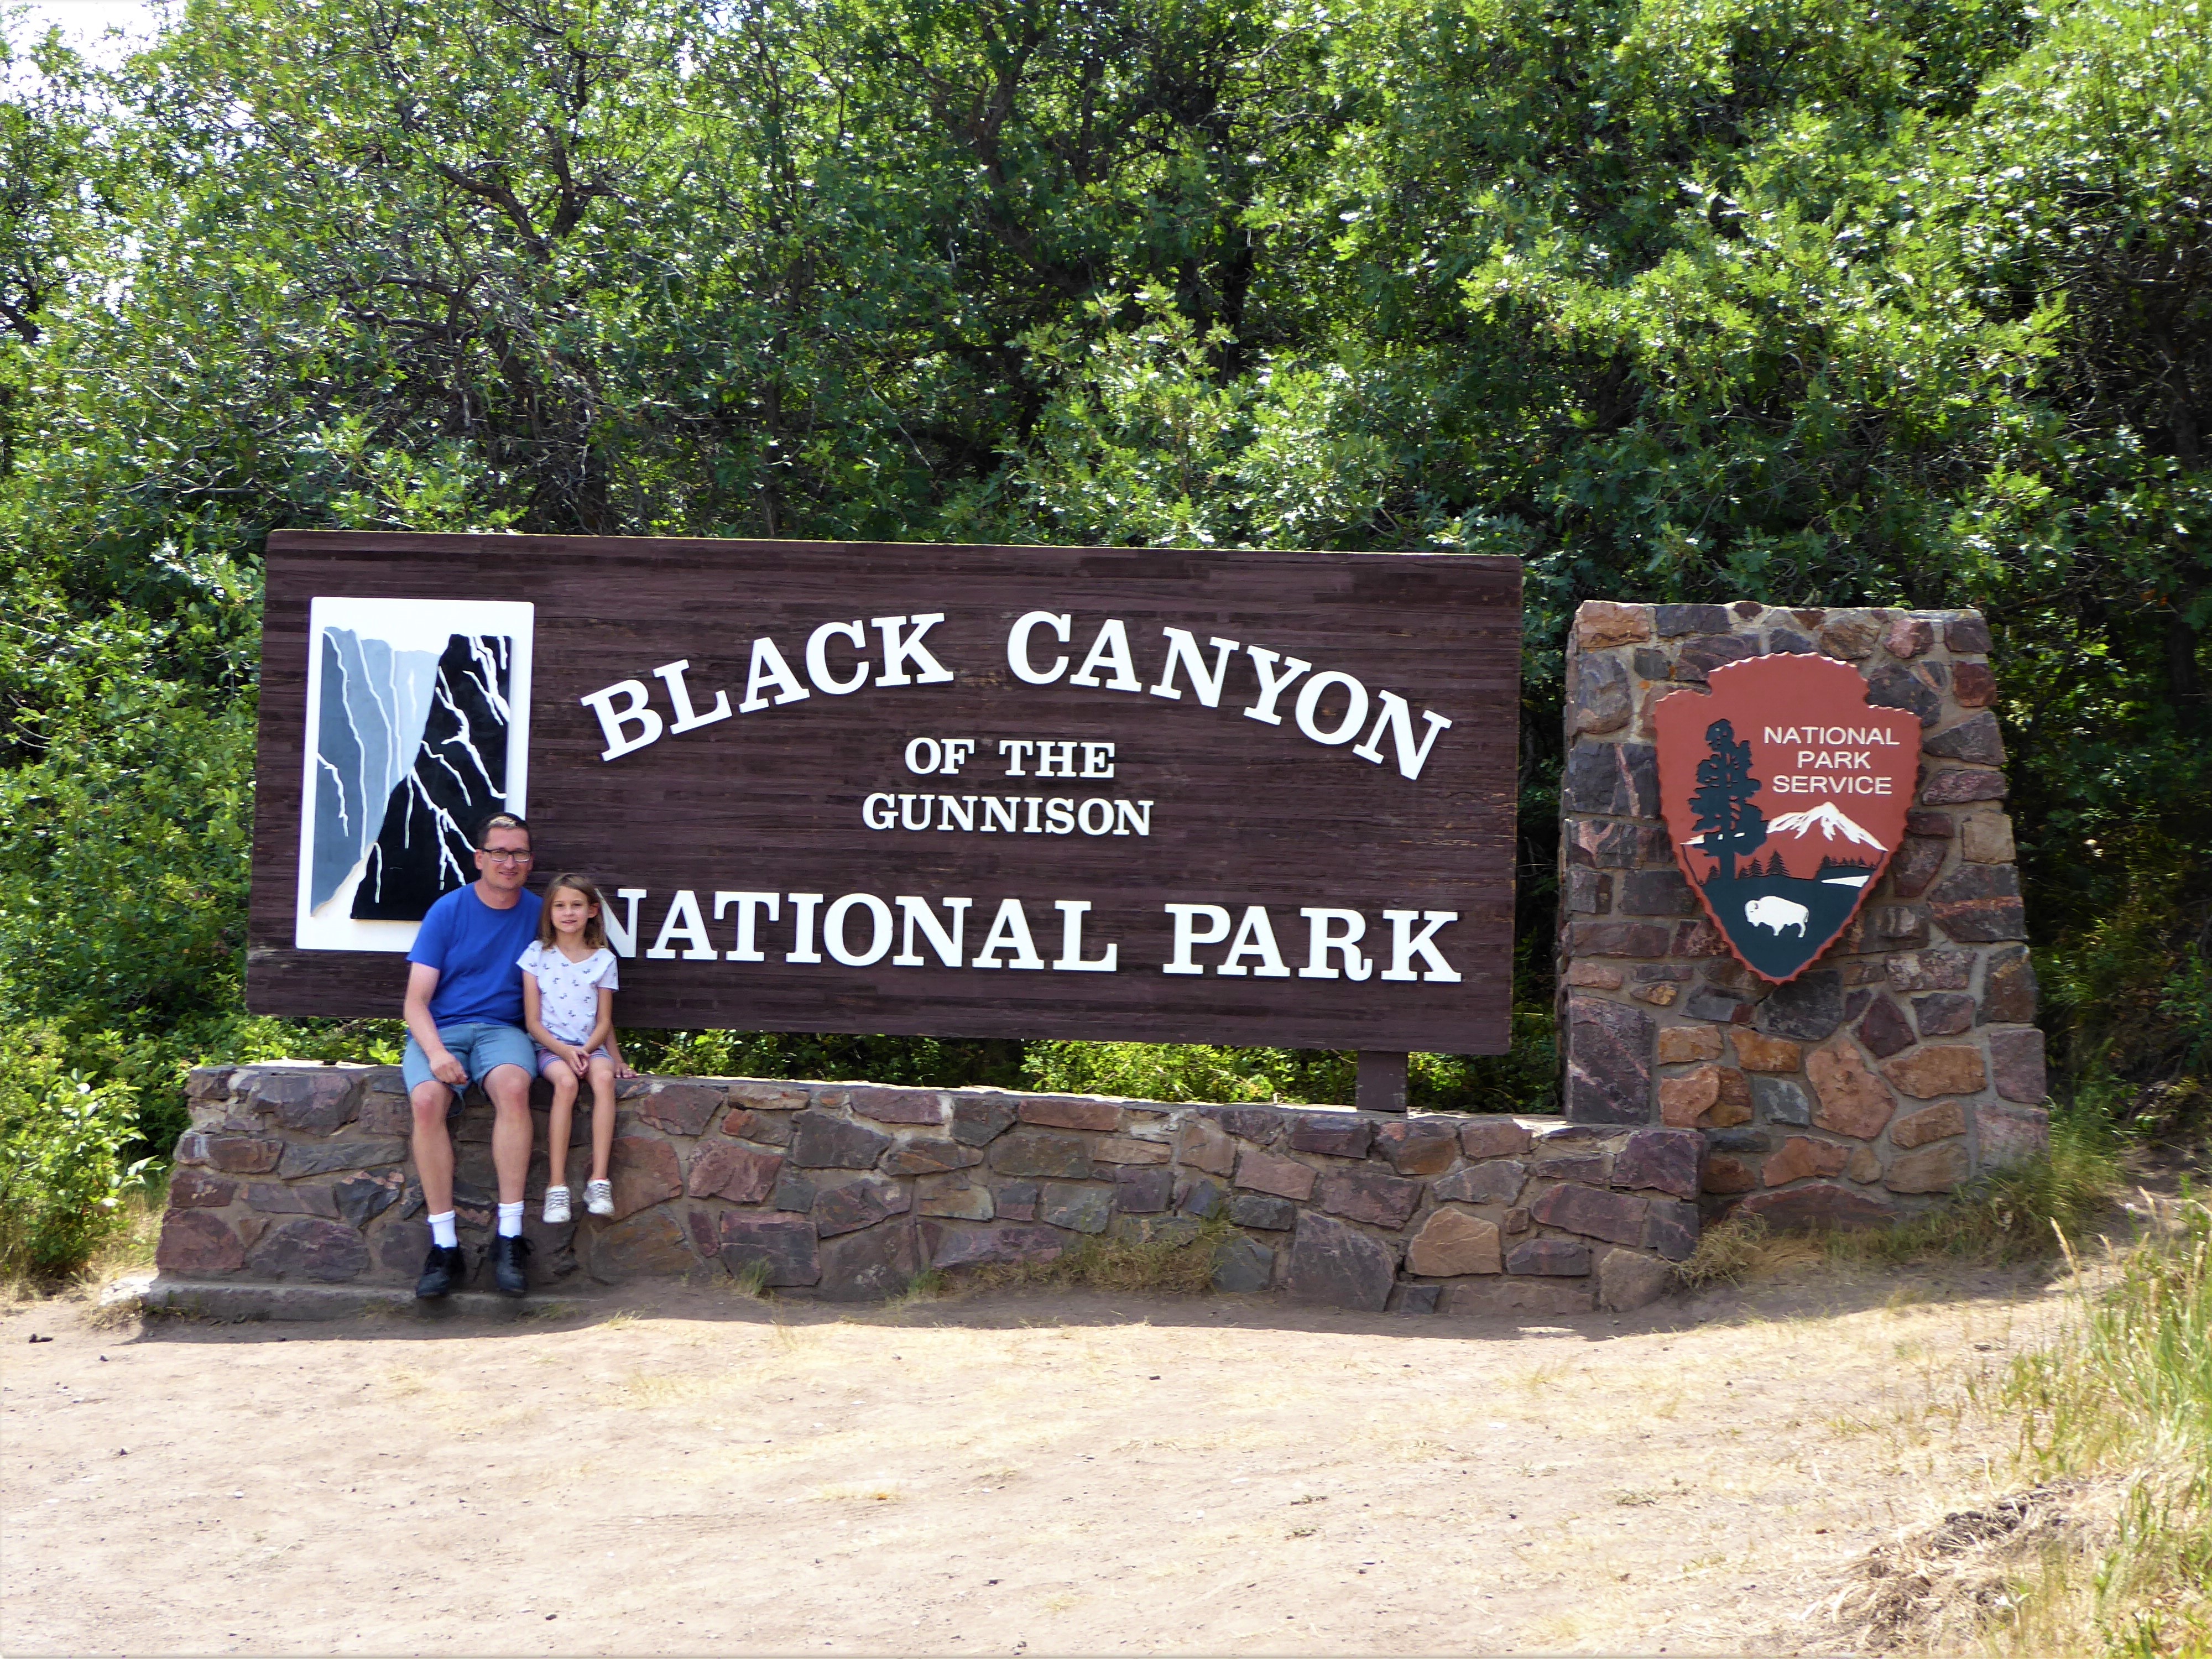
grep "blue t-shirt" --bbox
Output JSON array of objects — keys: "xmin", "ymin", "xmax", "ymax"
[{"xmin": 409, "ymin": 885, "xmax": 544, "ymax": 1027}]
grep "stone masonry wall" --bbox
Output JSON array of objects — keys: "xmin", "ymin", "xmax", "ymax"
[
  {"xmin": 156, "ymin": 1065, "xmax": 1704, "ymax": 1315},
  {"xmin": 1559, "ymin": 599, "xmax": 2052, "ymax": 1228}
]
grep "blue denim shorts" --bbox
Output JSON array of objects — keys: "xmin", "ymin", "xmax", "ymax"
[{"xmin": 401, "ymin": 1021, "xmax": 538, "ymax": 1097}]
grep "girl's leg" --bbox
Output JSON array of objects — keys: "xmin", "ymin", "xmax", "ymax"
[
  {"xmin": 545, "ymin": 1064, "xmax": 580, "ymax": 1195},
  {"xmin": 586, "ymin": 1055, "xmax": 618, "ymax": 1185}
]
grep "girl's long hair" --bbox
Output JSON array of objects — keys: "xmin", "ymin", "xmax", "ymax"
[{"xmin": 536, "ymin": 873, "xmax": 610, "ymax": 950}]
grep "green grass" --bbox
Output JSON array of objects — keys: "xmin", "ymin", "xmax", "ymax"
[
  {"xmin": 724, "ymin": 1258, "xmax": 774, "ymax": 1300},
  {"xmin": 1823, "ymin": 1117, "xmax": 2124, "ymax": 1269},
  {"xmin": 1678, "ymin": 1120, "xmax": 2126, "ymax": 1291},
  {"xmin": 1992, "ymin": 1196, "xmax": 2212, "ymax": 1655}
]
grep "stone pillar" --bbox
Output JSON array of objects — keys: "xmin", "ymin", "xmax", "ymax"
[{"xmin": 1557, "ymin": 601, "xmax": 2050, "ymax": 1224}]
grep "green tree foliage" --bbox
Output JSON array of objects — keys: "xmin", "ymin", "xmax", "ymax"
[{"xmin": 2, "ymin": 0, "xmax": 2207, "ymax": 1263}]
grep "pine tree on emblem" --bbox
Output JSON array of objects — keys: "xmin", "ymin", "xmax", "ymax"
[{"xmin": 1691, "ymin": 718, "xmax": 1768, "ymax": 881}]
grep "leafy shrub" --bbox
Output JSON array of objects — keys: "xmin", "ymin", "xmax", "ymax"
[
  {"xmin": 2041, "ymin": 832, "xmax": 2212, "ymax": 1142},
  {"xmin": 0, "ymin": 1026, "xmax": 145, "ymax": 1280},
  {"xmin": 1024, "ymin": 1041, "xmax": 1302, "ymax": 1104},
  {"xmin": 1022, "ymin": 1023, "xmax": 1556, "ymax": 1113},
  {"xmin": 617, "ymin": 1029, "xmax": 1023, "ymax": 1091}
]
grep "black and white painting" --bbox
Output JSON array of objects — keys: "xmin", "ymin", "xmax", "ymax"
[{"xmin": 294, "ymin": 597, "xmax": 534, "ymax": 950}]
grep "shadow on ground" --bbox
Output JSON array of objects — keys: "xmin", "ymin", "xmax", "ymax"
[{"xmin": 107, "ymin": 1252, "xmax": 2075, "ymax": 1354}]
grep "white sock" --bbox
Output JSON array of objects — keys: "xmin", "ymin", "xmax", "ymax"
[
  {"xmin": 497, "ymin": 1201, "xmax": 525, "ymax": 1238},
  {"xmin": 429, "ymin": 1211, "xmax": 458, "ymax": 1249}
]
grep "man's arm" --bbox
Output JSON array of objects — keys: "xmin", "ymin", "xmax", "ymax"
[{"xmin": 403, "ymin": 963, "xmax": 468, "ymax": 1089}]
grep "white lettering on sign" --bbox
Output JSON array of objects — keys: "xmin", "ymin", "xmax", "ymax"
[
  {"xmin": 1295, "ymin": 672, "xmax": 1369, "ymax": 747},
  {"xmin": 871, "ymin": 614, "xmax": 956, "ymax": 687},
  {"xmin": 1241, "ymin": 646, "xmax": 1312, "ymax": 726},
  {"xmin": 645, "ymin": 889, "xmax": 718, "ymax": 960},
  {"xmin": 1007, "ymin": 611, "xmax": 1072, "ymax": 684},
  {"xmin": 1763, "ymin": 725, "xmax": 1902, "ymax": 745},
  {"xmin": 578, "ymin": 680, "xmax": 663, "ymax": 761},
  {"xmin": 738, "ymin": 637, "xmax": 810, "ymax": 711},
  {"xmin": 578, "ymin": 610, "xmax": 1457, "ymax": 779},
  {"xmin": 713, "ymin": 891, "xmax": 780, "ymax": 961},
  {"xmin": 652, "ymin": 660, "xmax": 732, "ymax": 734},
  {"xmin": 971, "ymin": 898, "xmax": 1046, "ymax": 969},
  {"xmin": 1149, "ymin": 628, "xmax": 1241, "ymax": 707},
  {"xmin": 603, "ymin": 888, "xmax": 649, "ymax": 957},
  {"xmin": 1795, "ymin": 749, "xmax": 1872, "ymax": 768},
  {"xmin": 805, "ymin": 619, "xmax": 871, "ymax": 695},
  {"xmin": 612, "ymin": 889, "xmax": 1460, "ymax": 980},
  {"xmin": 1298, "ymin": 907, "xmax": 1373, "ymax": 980},
  {"xmin": 1070, "ymin": 618, "xmax": 1142, "ymax": 691},
  {"xmin": 994, "ymin": 737, "xmax": 1112, "ymax": 776},
  {"xmin": 1770, "ymin": 774, "xmax": 1895, "ymax": 795},
  {"xmin": 823, "ymin": 893, "xmax": 895, "ymax": 966},
  {"xmin": 861, "ymin": 793, "xmax": 1153, "ymax": 835},
  {"xmin": 1053, "ymin": 900, "xmax": 1118, "ymax": 972},
  {"xmin": 894, "ymin": 895, "xmax": 972, "ymax": 967},
  {"xmin": 1353, "ymin": 690, "xmax": 1454, "ymax": 778},
  {"xmin": 785, "ymin": 893, "xmax": 826, "ymax": 964},
  {"xmin": 1162, "ymin": 904, "xmax": 1232, "ymax": 975},
  {"xmin": 1218, "ymin": 906, "xmax": 1290, "ymax": 978},
  {"xmin": 1380, "ymin": 910, "xmax": 1463, "ymax": 983}
]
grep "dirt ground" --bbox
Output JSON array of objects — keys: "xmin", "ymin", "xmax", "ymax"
[{"xmin": 2, "ymin": 1264, "xmax": 2070, "ymax": 1656}]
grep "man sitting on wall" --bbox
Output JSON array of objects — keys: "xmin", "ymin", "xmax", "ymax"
[{"xmin": 402, "ymin": 811, "xmax": 544, "ymax": 1298}]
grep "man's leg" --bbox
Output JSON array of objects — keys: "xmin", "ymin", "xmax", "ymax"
[
  {"xmin": 409, "ymin": 1079, "xmax": 459, "ymax": 1215},
  {"xmin": 484, "ymin": 1063, "xmax": 534, "ymax": 1207},
  {"xmin": 406, "ymin": 1062, "xmax": 468, "ymax": 1298},
  {"xmin": 484, "ymin": 1061, "xmax": 537, "ymax": 1296}
]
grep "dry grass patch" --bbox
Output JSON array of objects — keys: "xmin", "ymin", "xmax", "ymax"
[
  {"xmin": 1820, "ymin": 1195, "xmax": 2211, "ymax": 1656},
  {"xmin": 1830, "ymin": 1481, "xmax": 2087, "ymax": 1652},
  {"xmin": 962, "ymin": 1216, "xmax": 1234, "ymax": 1296},
  {"xmin": 813, "ymin": 1481, "xmax": 905, "ymax": 1504}
]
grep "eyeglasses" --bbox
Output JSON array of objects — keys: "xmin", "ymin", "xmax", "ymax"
[{"xmin": 478, "ymin": 848, "xmax": 534, "ymax": 864}]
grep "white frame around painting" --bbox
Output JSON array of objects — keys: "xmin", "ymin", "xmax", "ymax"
[{"xmin": 294, "ymin": 596, "xmax": 534, "ymax": 952}]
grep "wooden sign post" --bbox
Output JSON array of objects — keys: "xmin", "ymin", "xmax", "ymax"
[{"xmin": 249, "ymin": 533, "xmax": 1524, "ymax": 1072}]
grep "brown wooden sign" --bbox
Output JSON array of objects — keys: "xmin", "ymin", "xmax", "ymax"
[
  {"xmin": 248, "ymin": 533, "xmax": 1523, "ymax": 1051},
  {"xmin": 1653, "ymin": 654, "xmax": 1919, "ymax": 983}
]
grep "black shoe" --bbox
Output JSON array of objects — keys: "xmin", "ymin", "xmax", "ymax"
[
  {"xmin": 415, "ymin": 1244, "xmax": 466, "ymax": 1299},
  {"xmin": 492, "ymin": 1233, "xmax": 532, "ymax": 1297}
]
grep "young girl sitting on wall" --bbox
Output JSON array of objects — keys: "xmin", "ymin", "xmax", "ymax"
[{"xmin": 520, "ymin": 873, "xmax": 632, "ymax": 1224}]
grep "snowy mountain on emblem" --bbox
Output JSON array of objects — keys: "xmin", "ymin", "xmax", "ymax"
[{"xmin": 1767, "ymin": 802, "xmax": 1887, "ymax": 853}]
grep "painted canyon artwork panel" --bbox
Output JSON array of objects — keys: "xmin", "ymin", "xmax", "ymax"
[{"xmin": 294, "ymin": 596, "xmax": 535, "ymax": 952}]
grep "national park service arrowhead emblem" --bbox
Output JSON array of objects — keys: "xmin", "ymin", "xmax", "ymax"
[{"xmin": 1653, "ymin": 654, "xmax": 1921, "ymax": 983}]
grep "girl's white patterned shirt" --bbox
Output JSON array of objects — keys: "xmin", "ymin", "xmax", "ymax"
[{"xmin": 517, "ymin": 941, "xmax": 619, "ymax": 1046}]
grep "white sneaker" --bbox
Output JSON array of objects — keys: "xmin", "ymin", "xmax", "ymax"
[
  {"xmin": 542, "ymin": 1187, "xmax": 571, "ymax": 1225},
  {"xmin": 585, "ymin": 1179, "xmax": 614, "ymax": 1218}
]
